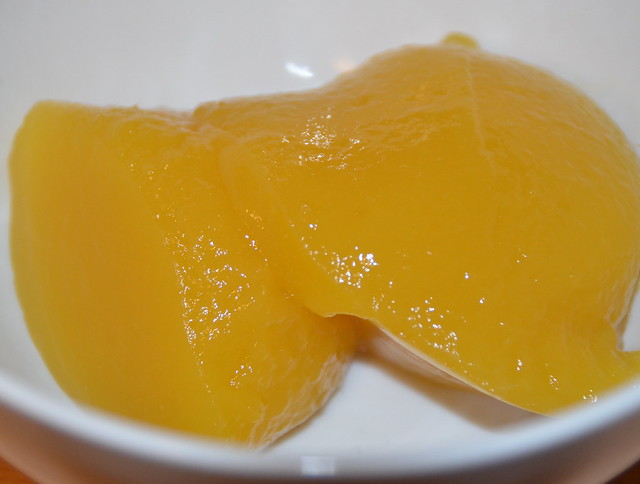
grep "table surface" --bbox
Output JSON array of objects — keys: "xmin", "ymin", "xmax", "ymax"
[
  {"xmin": 2, "ymin": 456, "xmax": 640, "ymax": 484},
  {"xmin": 0, "ymin": 459, "xmax": 36, "ymax": 484}
]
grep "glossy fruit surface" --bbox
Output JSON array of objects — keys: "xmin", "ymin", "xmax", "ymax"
[
  {"xmin": 11, "ymin": 38, "xmax": 640, "ymax": 436},
  {"xmin": 197, "ymin": 42, "xmax": 640, "ymax": 413},
  {"xmin": 10, "ymin": 102, "xmax": 355, "ymax": 446}
]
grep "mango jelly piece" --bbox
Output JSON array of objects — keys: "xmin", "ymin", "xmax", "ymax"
[
  {"xmin": 195, "ymin": 43, "xmax": 640, "ymax": 413},
  {"xmin": 10, "ymin": 101, "xmax": 356, "ymax": 446}
]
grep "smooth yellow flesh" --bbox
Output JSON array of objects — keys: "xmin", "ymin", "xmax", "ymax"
[
  {"xmin": 196, "ymin": 43, "xmax": 640, "ymax": 412},
  {"xmin": 10, "ymin": 102, "xmax": 355, "ymax": 446},
  {"xmin": 10, "ymin": 38, "xmax": 640, "ymax": 446}
]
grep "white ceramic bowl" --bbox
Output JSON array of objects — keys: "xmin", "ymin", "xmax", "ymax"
[{"xmin": 2, "ymin": 1, "xmax": 640, "ymax": 482}]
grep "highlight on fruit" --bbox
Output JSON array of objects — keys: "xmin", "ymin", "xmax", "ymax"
[{"xmin": 9, "ymin": 34, "xmax": 640, "ymax": 446}]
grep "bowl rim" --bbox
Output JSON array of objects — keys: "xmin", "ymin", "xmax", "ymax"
[{"xmin": 1, "ymin": 364, "xmax": 640, "ymax": 479}]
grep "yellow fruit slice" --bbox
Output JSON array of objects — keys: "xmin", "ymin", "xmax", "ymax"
[
  {"xmin": 196, "ymin": 42, "xmax": 640, "ymax": 413},
  {"xmin": 10, "ymin": 101, "xmax": 356, "ymax": 446}
]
